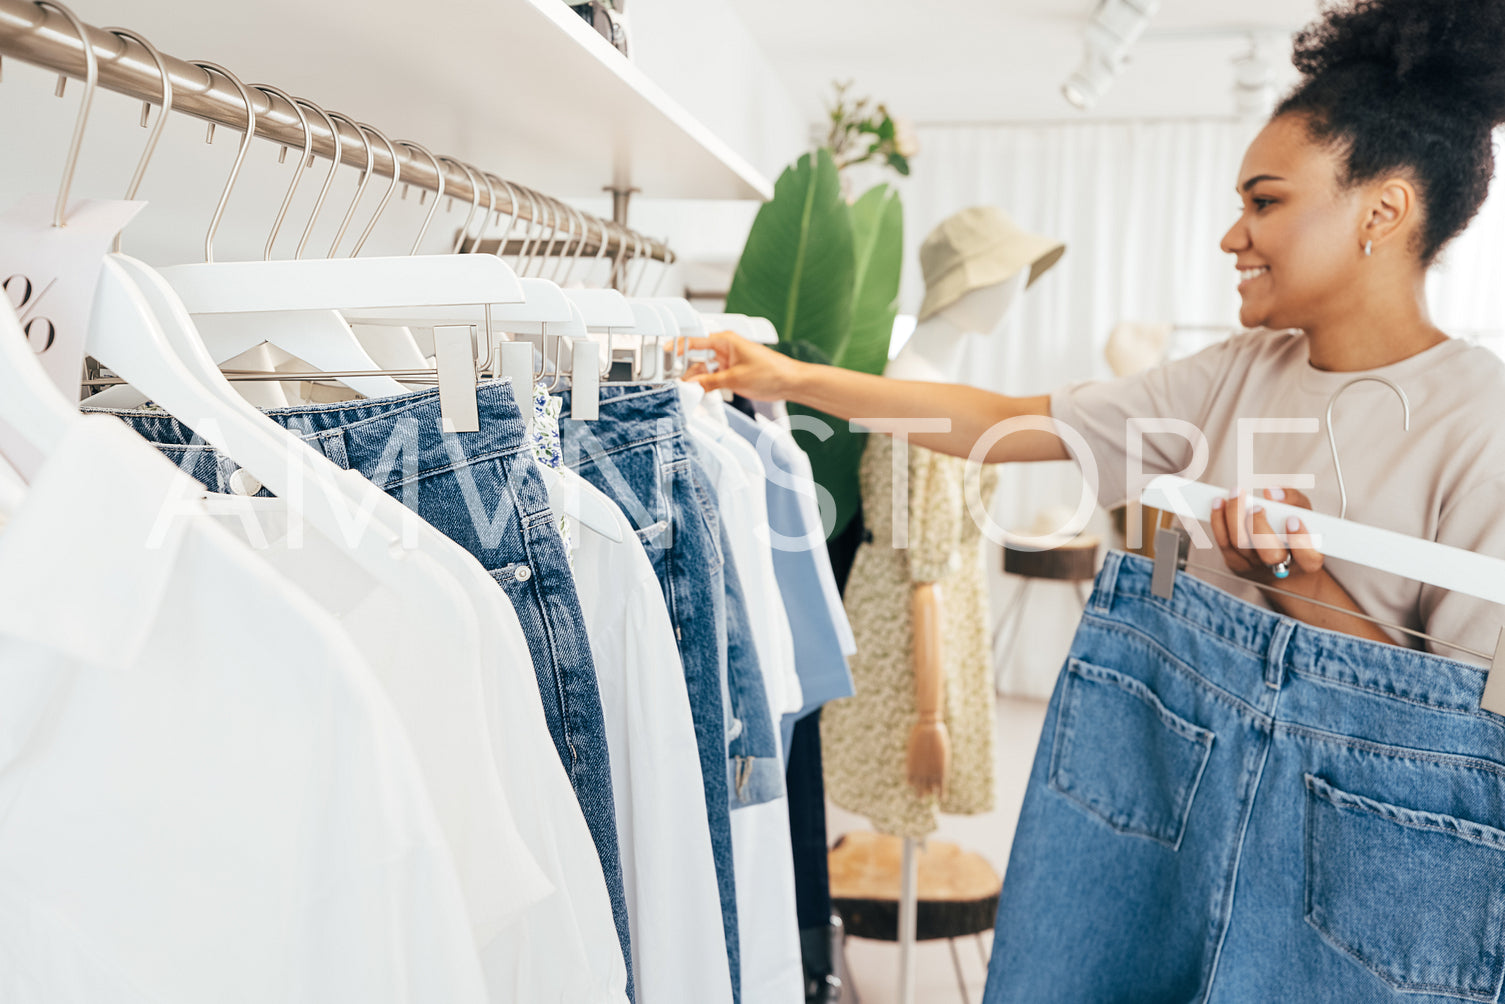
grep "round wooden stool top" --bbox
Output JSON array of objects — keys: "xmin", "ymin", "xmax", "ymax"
[
  {"xmin": 829, "ymin": 831, "xmax": 1002, "ymax": 942},
  {"xmin": 1002, "ymin": 534, "xmax": 1100, "ymax": 581}
]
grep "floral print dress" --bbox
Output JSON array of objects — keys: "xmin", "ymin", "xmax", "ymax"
[{"xmin": 821, "ymin": 434, "xmax": 1000, "ymax": 837}]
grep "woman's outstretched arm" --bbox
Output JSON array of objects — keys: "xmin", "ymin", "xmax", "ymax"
[{"xmin": 683, "ymin": 331, "xmax": 1068, "ymax": 464}]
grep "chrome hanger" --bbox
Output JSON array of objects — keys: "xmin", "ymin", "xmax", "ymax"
[
  {"xmin": 350, "ymin": 122, "xmax": 400, "ymax": 257},
  {"xmin": 325, "ymin": 110, "xmax": 374, "ymax": 257},
  {"xmin": 438, "ymin": 157, "xmax": 482, "ymax": 255},
  {"xmin": 194, "ymin": 61, "xmax": 255, "ymax": 264},
  {"xmin": 38, "ymin": 0, "xmax": 94, "ymax": 228},
  {"xmin": 1326, "ymin": 375, "xmax": 1410, "ymax": 520},
  {"xmin": 256, "ymin": 85, "xmax": 311, "ymax": 260},
  {"xmin": 396, "ymin": 139, "xmax": 444, "ymax": 254},
  {"xmin": 290, "ymin": 98, "xmax": 342, "ymax": 260},
  {"xmin": 104, "ymin": 26, "xmax": 170, "ymax": 253}
]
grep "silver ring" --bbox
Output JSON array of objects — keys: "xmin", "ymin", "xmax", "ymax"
[{"xmin": 1270, "ymin": 558, "xmax": 1292, "ymax": 579}]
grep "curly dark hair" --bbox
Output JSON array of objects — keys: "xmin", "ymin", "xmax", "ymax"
[{"xmin": 1275, "ymin": 0, "xmax": 1505, "ymax": 265}]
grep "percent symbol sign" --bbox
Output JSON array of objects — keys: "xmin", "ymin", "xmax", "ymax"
[{"xmin": 2, "ymin": 274, "xmax": 59, "ymax": 354}]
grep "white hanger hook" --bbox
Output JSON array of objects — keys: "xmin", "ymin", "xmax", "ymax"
[{"xmin": 1325, "ymin": 374, "xmax": 1411, "ymax": 519}]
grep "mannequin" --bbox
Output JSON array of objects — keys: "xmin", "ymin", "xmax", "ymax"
[{"xmin": 884, "ymin": 270, "xmax": 1027, "ymax": 798}]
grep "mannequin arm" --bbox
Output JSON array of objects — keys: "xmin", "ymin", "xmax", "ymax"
[{"xmin": 907, "ymin": 581, "xmax": 950, "ymax": 797}]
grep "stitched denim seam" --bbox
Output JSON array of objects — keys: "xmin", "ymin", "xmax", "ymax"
[
  {"xmin": 1047, "ymin": 662, "xmax": 1213, "ymax": 850},
  {"xmin": 571, "ymin": 428, "xmax": 683, "ymax": 464},
  {"xmin": 1118, "ymin": 592, "xmax": 1269, "ymax": 661},
  {"xmin": 1306, "ymin": 774, "xmax": 1505, "ymax": 848},
  {"xmin": 1286, "ymin": 664, "xmax": 1496, "ymax": 721},
  {"xmin": 1197, "ymin": 704, "xmax": 1276, "ymax": 1001},
  {"xmin": 267, "ymin": 392, "xmax": 443, "ymax": 424},
  {"xmin": 1080, "ymin": 615, "xmax": 1268, "ymax": 724},
  {"xmin": 504, "ymin": 528, "xmax": 579, "ymax": 777},
  {"xmin": 368, "ymin": 443, "xmax": 532, "ymax": 490},
  {"xmin": 1069, "ymin": 659, "xmax": 1215, "ymax": 746},
  {"xmin": 1278, "ymin": 722, "xmax": 1505, "ymax": 778},
  {"xmin": 590, "ymin": 384, "xmax": 680, "ymax": 404}
]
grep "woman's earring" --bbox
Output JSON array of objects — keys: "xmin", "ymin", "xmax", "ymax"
[{"xmin": 1364, "ymin": 239, "xmax": 1373, "ymax": 257}]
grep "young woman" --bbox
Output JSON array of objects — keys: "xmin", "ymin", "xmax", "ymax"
[{"xmin": 687, "ymin": 0, "xmax": 1505, "ymax": 663}]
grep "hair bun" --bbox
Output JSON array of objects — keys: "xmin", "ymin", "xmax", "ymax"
[{"xmin": 1292, "ymin": 0, "xmax": 1505, "ymax": 125}]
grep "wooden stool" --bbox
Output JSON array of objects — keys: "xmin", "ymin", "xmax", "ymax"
[
  {"xmin": 991, "ymin": 535, "xmax": 1100, "ymax": 693},
  {"xmin": 829, "ymin": 831, "xmax": 1002, "ymax": 1004}
]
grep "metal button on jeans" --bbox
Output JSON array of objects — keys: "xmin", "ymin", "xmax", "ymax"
[{"xmin": 514, "ymin": 565, "xmax": 532, "ymax": 582}]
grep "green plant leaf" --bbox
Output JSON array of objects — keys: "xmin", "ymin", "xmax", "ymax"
[
  {"xmin": 845, "ymin": 183, "xmax": 904, "ymax": 377},
  {"xmin": 887, "ymin": 152, "xmax": 911, "ymax": 176},
  {"xmin": 774, "ymin": 340, "xmax": 833, "ymax": 366},
  {"xmin": 782, "ymin": 183, "xmax": 904, "ymax": 534},
  {"xmin": 725, "ymin": 149, "xmax": 855, "ymax": 349}
]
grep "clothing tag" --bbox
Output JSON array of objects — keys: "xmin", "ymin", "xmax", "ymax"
[
  {"xmin": 500, "ymin": 340, "xmax": 535, "ymax": 436},
  {"xmin": 433, "ymin": 325, "xmax": 479, "ymax": 433},
  {"xmin": 0, "ymin": 194, "xmax": 144, "ymax": 401},
  {"xmin": 1481, "ymin": 626, "xmax": 1505, "ymax": 716},
  {"xmin": 570, "ymin": 339, "xmax": 599, "ymax": 420}
]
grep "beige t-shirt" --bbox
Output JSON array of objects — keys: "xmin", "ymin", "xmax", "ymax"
[{"xmin": 1051, "ymin": 328, "xmax": 1505, "ymax": 664}]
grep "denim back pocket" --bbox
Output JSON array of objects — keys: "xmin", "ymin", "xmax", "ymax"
[
  {"xmin": 1048, "ymin": 658, "xmax": 1213, "ymax": 850},
  {"xmin": 1304, "ymin": 773, "xmax": 1505, "ymax": 1001}
]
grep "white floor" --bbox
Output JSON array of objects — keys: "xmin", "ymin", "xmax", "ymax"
[{"xmin": 824, "ymin": 695, "xmax": 1050, "ymax": 1004}]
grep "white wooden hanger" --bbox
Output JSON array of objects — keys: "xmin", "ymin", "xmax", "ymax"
[
  {"xmin": 90, "ymin": 254, "xmax": 441, "ymax": 583},
  {"xmin": 1142, "ymin": 475, "xmax": 1505, "ymax": 711}
]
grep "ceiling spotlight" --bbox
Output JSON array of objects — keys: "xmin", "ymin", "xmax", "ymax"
[
  {"xmin": 1062, "ymin": 0, "xmax": 1162, "ymax": 111},
  {"xmin": 1232, "ymin": 35, "xmax": 1277, "ymax": 118}
]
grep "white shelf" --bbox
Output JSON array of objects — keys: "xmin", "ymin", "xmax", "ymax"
[{"xmin": 68, "ymin": 0, "xmax": 774, "ymax": 204}]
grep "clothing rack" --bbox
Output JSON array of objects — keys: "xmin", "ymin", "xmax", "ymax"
[{"xmin": 0, "ymin": 0, "xmax": 673, "ymax": 264}]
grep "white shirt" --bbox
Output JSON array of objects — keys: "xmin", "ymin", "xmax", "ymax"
[
  {"xmin": 232, "ymin": 456, "xmax": 628, "ymax": 1003},
  {"xmin": 0, "ymin": 417, "xmax": 489, "ymax": 1004},
  {"xmin": 563, "ymin": 471, "xmax": 733, "ymax": 1004},
  {"xmin": 205, "ymin": 496, "xmax": 552, "ymax": 944},
  {"xmin": 753, "ymin": 416, "xmax": 857, "ymax": 657},
  {"xmin": 679, "ymin": 385, "xmax": 802, "ymax": 716},
  {"xmin": 677, "ymin": 388, "xmax": 806, "ymax": 1004}
]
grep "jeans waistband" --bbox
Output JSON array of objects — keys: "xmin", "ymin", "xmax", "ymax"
[
  {"xmin": 1092, "ymin": 550, "xmax": 1494, "ymax": 717},
  {"xmin": 87, "ymin": 380, "xmax": 534, "ymax": 476},
  {"xmin": 559, "ymin": 384, "xmax": 687, "ymax": 455}
]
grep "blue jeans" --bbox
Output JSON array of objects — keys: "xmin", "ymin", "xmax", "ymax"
[
  {"xmin": 987, "ymin": 549, "xmax": 1505, "ymax": 1003},
  {"xmin": 559, "ymin": 383, "xmax": 760, "ymax": 1003},
  {"xmin": 93, "ymin": 383, "xmax": 636, "ymax": 1000}
]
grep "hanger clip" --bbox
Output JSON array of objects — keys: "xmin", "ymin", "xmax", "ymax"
[
  {"xmin": 570, "ymin": 339, "xmax": 600, "ymax": 420},
  {"xmin": 1480, "ymin": 627, "xmax": 1505, "ymax": 716},
  {"xmin": 433, "ymin": 325, "xmax": 479, "ymax": 433},
  {"xmin": 499, "ymin": 339, "xmax": 535, "ymax": 436},
  {"xmin": 1151, "ymin": 525, "xmax": 1190, "ymax": 600}
]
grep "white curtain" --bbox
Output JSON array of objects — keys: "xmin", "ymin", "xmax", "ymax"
[
  {"xmin": 886, "ymin": 119, "xmax": 1256, "ymax": 697},
  {"xmin": 888, "ymin": 118, "xmax": 1505, "ymax": 697}
]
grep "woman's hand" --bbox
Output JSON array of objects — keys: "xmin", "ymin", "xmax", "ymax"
[
  {"xmin": 1208, "ymin": 487, "xmax": 1396, "ymax": 645},
  {"xmin": 1209, "ymin": 486, "xmax": 1321, "ymax": 584},
  {"xmin": 679, "ymin": 330, "xmax": 804, "ymax": 402}
]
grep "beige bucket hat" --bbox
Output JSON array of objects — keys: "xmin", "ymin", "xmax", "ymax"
[{"xmin": 917, "ymin": 206, "xmax": 1066, "ymax": 322}]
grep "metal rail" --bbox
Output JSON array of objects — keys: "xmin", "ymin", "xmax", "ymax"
[{"xmin": 0, "ymin": 0, "xmax": 673, "ymax": 263}]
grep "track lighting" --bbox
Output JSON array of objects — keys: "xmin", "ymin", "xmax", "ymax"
[{"xmin": 1061, "ymin": 0, "xmax": 1162, "ymax": 111}]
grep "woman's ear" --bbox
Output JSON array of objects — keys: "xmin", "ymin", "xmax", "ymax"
[{"xmin": 1363, "ymin": 176, "xmax": 1419, "ymax": 251}]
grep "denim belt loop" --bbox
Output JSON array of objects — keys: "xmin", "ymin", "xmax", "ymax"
[
  {"xmin": 1265, "ymin": 618, "xmax": 1295, "ymax": 690},
  {"xmin": 315, "ymin": 429, "xmax": 351, "ymax": 470},
  {"xmin": 1090, "ymin": 549, "xmax": 1122, "ymax": 615}
]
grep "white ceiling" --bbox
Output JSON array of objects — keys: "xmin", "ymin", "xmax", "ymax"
[{"xmin": 735, "ymin": 0, "xmax": 1323, "ymax": 124}]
